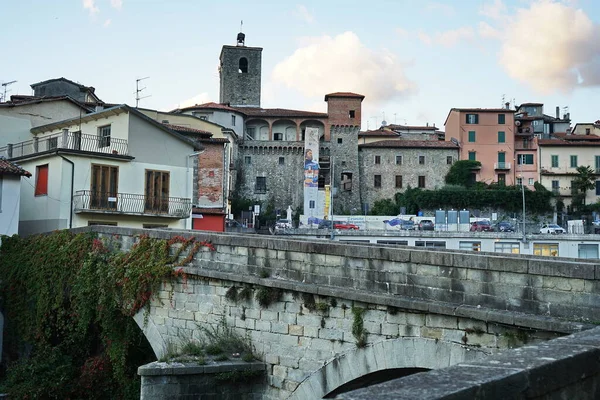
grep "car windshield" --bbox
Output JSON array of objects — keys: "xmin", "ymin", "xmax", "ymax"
[
  {"xmin": 549, "ymin": 224, "xmax": 561, "ymax": 228},
  {"xmin": 478, "ymin": 221, "xmax": 490, "ymax": 225}
]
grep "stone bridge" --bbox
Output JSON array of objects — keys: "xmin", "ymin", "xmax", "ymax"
[{"xmin": 82, "ymin": 227, "xmax": 599, "ymax": 399}]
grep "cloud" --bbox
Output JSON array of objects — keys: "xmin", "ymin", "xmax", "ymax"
[
  {"xmin": 418, "ymin": 26, "xmax": 475, "ymax": 47},
  {"xmin": 83, "ymin": 0, "xmax": 99, "ymax": 15},
  {"xmin": 176, "ymin": 92, "xmax": 212, "ymax": 109},
  {"xmin": 499, "ymin": 0, "xmax": 600, "ymax": 93},
  {"xmin": 478, "ymin": 21, "xmax": 502, "ymax": 39},
  {"xmin": 103, "ymin": 19, "xmax": 111, "ymax": 27},
  {"xmin": 424, "ymin": 2, "xmax": 456, "ymax": 16},
  {"xmin": 271, "ymin": 32, "xmax": 415, "ymax": 105},
  {"xmin": 110, "ymin": 0, "xmax": 123, "ymax": 10},
  {"xmin": 293, "ymin": 5, "xmax": 314, "ymax": 24},
  {"xmin": 479, "ymin": 0, "xmax": 507, "ymax": 20}
]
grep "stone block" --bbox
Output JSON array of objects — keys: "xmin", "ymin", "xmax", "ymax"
[
  {"xmin": 381, "ymin": 322, "xmax": 399, "ymax": 337},
  {"xmin": 421, "ymin": 326, "xmax": 443, "ymax": 340},
  {"xmin": 304, "ymin": 326, "xmax": 319, "ymax": 338},
  {"xmin": 280, "ymin": 356, "xmax": 300, "ymax": 369},
  {"xmin": 255, "ymin": 320, "xmax": 271, "ymax": 332},
  {"xmin": 271, "ymin": 322, "xmax": 289, "ymax": 334},
  {"xmin": 289, "ymin": 325, "xmax": 304, "ymax": 336},
  {"xmin": 318, "ymin": 328, "xmax": 343, "ymax": 341},
  {"xmin": 426, "ymin": 314, "xmax": 458, "ymax": 329},
  {"xmin": 272, "ymin": 365, "xmax": 287, "ymax": 379}
]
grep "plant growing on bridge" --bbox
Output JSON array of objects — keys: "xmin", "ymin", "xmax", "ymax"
[
  {"xmin": 0, "ymin": 231, "xmax": 215, "ymax": 399},
  {"xmin": 256, "ymin": 286, "xmax": 282, "ymax": 307},
  {"xmin": 351, "ymin": 307, "xmax": 368, "ymax": 348}
]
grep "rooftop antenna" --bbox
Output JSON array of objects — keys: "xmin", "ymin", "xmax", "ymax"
[
  {"xmin": 237, "ymin": 20, "xmax": 245, "ymax": 46},
  {"xmin": 381, "ymin": 112, "xmax": 387, "ymax": 127},
  {"xmin": 501, "ymin": 94, "xmax": 505, "ymax": 108},
  {"xmin": 1, "ymin": 80, "xmax": 17, "ymax": 102},
  {"xmin": 135, "ymin": 77, "xmax": 151, "ymax": 108}
]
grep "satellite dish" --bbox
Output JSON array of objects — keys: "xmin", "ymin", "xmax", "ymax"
[
  {"xmin": 515, "ymin": 120, "xmax": 521, "ymax": 126},
  {"xmin": 381, "ymin": 120, "xmax": 387, "ymax": 126}
]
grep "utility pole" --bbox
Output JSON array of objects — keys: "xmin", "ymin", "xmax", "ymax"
[
  {"xmin": 135, "ymin": 77, "xmax": 151, "ymax": 107},
  {"xmin": 1, "ymin": 80, "xmax": 17, "ymax": 102}
]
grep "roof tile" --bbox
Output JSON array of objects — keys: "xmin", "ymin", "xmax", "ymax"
[
  {"xmin": 359, "ymin": 140, "xmax": 459, "ymax": 149},
  {"xmin": 0, "ymin": 157, "xmax": 31, "ymax": 177}
]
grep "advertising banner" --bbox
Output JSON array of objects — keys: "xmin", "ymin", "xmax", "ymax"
[{"xmin": 303, "ymin": 127, "xmax": 320, "ymax": 217}]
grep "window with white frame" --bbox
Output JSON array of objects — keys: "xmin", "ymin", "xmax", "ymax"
[
  {"xmin": 395, "ymin": 155, "xmax": 402, "ymax": 165},
  {"xmin": 459, "ymin": 241, "xmax": 481, "ymax": 251},
  {"xmin": 98, "ymin": 125, "xmax": 111, "ymax": 148},
  {"xmin": 494, "ymin": 242, "xmax": 520, "ymax": 254}
]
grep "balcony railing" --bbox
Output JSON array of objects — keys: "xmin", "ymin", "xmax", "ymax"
[
  {"xmin": 73, "ymin": 190, "xmax": 191, "ymax": 218},
  {"xmin": 494, "ymin": 162, "xmax": 511, "ymax": 170},
  {"xmin": 0, "ymin": 131, "xmax": 129, "ymax": 159}
]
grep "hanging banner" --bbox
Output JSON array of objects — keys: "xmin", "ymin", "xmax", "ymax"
[{"xmin": 303, "ymin": 127, "xmax": 320, "ymax": 218}]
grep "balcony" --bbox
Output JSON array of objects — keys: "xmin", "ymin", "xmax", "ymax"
[
  {"xmin": 494, "ymin": 162, "xmax": 511, "ymax": 170},
  {"xmin": 0, "ymin": 131, "xmax": 129, "ymax": 159},
  {"xmin": 73, "ymin": 190, "xmax": 191, "ymax": 218}
]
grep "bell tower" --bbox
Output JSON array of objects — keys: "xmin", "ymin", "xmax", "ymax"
[{"xmin": 219, "ymin": 29, "xmax": 263, "ymax": 107}]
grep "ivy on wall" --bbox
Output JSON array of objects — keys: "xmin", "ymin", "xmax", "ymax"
[{"xmin": 0, "ymin": 231, "xmax": 213, "ymax": 399}]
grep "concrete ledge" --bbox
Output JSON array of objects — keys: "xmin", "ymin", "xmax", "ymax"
[
  {"xmin": 138, "ymin": 360, "xmax": 266, "ymax": 376},
  {"xmin": 335, "ymin": 326, "xmax": 600, "ymax": 399}
]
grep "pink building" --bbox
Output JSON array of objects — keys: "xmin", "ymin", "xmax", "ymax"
[{"xmin": 445, "ymin": 108, "xmax": 516, "ymax": 185}]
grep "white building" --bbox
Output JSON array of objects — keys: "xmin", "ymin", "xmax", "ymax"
[
  {"xmin": 0, "ymin": 157, "xmax": 31, "ymax": 236},
  {"xmin": 0, "ymin": 105, "xmax": 202, "ymax": 235}
]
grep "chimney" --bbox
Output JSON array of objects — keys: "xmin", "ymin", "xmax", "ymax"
[
  {"xmin": 426, "ymin": 122, "xmax": 429, "ymax": 127},
  {"xmin": 556, "ymin": 106, "xmax": 559, "ymax": 119},
  {"xmin": 505, "ymin": 102, "xmax": 510, "ymax": 110}
]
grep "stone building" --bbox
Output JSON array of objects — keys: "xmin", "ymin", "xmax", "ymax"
[
  {"xmin": 359, "ymin": 140, "xmax": 459, "ymax": 209},
  {"xmin": 30, "ymin": 77, "xmax": 103, "ymax": 105}
]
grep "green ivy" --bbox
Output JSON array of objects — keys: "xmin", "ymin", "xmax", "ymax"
[{"xmin": 0, "ymin": 231, "xmax": 214, "ymax": 399}]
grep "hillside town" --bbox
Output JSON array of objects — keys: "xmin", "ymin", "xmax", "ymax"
[{"xmin": 1, "ymin": 31, "xmax": 599, "ymax": 238}]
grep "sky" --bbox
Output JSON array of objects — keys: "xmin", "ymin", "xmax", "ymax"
[{"xmin": 2, "ymin": 0, "xmax": 600, "ymax": 130}]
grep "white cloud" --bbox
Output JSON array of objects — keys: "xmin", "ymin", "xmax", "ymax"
[
  {"xmin": 395, "ymin": 27, "xmax": 409, "ymax": 39},
  {"xmin": 271, "ymin": 32, "xmax": 415, "ymax": 105},
  {"xmin": 418, "ymin": 26, "xmax": 475, "ymax": 47},
  {"xmin": 176, "ymin": 92, "xmax": 212, "ymax": 109},
  {"xmin": 425, "ymin": 2, "xmax": 456, "ymax": 16},
  {"xmin": 478, "ymin": 21, "xmax": 502, "ymax": 39},
  {"xmin": 499, "ymin": 1, "xmax": 600, "ymax": 93},
  {"xmin": 110, "ymin": 0, "xmax": 123, "ymax": 9},
  {"xmin": 83, "ymin": 0, "xmax": 99, "ymax": 15},
  {"xmin": 103, "ymin": 19, "xmax": 111, "ymax": 27},
  {"xmin": 293, "ymin": 5, "xmax": 314, "ymax": 24},
  {"xmin": 479, "ymin": 0, "xmax": 507, "ymax": 19}
]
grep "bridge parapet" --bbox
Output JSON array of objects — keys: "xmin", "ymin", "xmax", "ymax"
[{"xmin": 86, "ymin": 226, "xmax": 599, "ymax": 332}]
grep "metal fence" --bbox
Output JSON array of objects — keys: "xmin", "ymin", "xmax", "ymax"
[
  {"xmin": 0, "ymin": 131, "xmax": 128, "ymax": 158},
  {"xmin": 73, "ymin": 190, "xmax": 191, "ymax": 218}
]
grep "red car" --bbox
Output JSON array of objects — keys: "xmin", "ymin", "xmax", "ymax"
[
  {"xmin": 333, "ymin": 222, "xmax": 359, "ymax": 230},
  {"xmin": 470, "ymin": 220, "xmax": 492, "ymax": 232}
]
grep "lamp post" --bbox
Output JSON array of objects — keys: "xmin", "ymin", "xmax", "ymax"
[{"xmin": 517, "ymin": 157, "xmax": 526, "ymax": 242}]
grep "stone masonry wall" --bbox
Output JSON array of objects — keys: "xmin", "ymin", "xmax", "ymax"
[{"xmin": 360, "ymin": 147, "xmax": 459, "ymax": 210}]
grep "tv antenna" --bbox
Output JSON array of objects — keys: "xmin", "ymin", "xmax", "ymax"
[
  {"xmin": 135, "ymin": 76, "xmax": 151, "ymax": 107},
  {"xmin": 1, "ymin": 80, "xmax": 17, "ymax": 102}
]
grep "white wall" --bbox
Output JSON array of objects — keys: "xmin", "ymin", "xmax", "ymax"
[
  {"xmin": 0, "ymin": 100, "xmax": 83, "ymax": 128},
  {"xmin": 0, "ymin": 174, "xmax": 24, "ymax": 236},
  {"xmin": 0, "ymin": 115, "xmax": 33, "ymax": 146}
]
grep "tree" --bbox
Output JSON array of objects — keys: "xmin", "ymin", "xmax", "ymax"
[
  {"xmin": 445, "ymin": 160, "xmax": 482, "ymax": 187},
  {"xmin": 573, "ymin": 165, "xmax": 596, "ymax": 206},
  {"xmin": 371, "ymin": 198, "xmax": 398, "ymax": 216}
]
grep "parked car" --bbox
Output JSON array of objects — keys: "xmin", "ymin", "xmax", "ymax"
[
  {"xmin": 399, "ymin": 220, "xmax": 416, "ymax": 230},
  {"xmin": 492, "ymin": 222, "xmax": 515, "ymax": 232},
  {"xmin": 470, "ymin": 220, "xmax": 492, "ymax": 232},
  {"xmin": 318, "ymin": 220, "xmax": 332, "ymax": 229},
  {"xmin": 540, "ymin": 224, "xmax": 565, "ymax": 234},
  {"xmin": 334, "ymin": 222, "xmax": 359, "ymax": 230},
  {"xmin": 275, "ymin": 219, "xmax": 292, "ymax": 229},
  {"xmin": 418, "ymin": 219, "xmax": 434, "ymax": 231}
]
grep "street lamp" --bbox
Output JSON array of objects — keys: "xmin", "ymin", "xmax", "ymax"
[{"xmin": 517, "ymin": 157, "xmax": 526, "ymax": 242}]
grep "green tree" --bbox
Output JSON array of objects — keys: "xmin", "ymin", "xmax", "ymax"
[
  {"xmin": 371, "ymin": 198, "xmax": 398, "ymax": 216},
  {"xmin": 445, "ymin": 160, "xmax": 482, "ymax": 187},
  {"xmin": 573, "ymin": 165, "xmax": 596, "ymax": 206}
]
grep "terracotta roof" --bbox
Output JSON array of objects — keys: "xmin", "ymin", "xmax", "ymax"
[
  {"xmin": 359, "ymin": 129, "xmax": 399, "ymax": 137},
  {"xmin": 234, "ymin": 107, "xmax": 328, "ymax": 118},
  {"xmin": 0, "ymin": 157, "xmax": 31, "ymax": 177},
  {"xmin": 175, "ymin": 102, "xmax": 242, "ymax": 113},
  {"xmin": 198, "ymin": 137, "xmax": 229, "ymax": 144},
  {"xmin": 386, "ymin": 124, "xmax": 438, "ymax": 131},
  {"xmin": 324, "ymin": 92, "xmax": 365, "ymax": 101},
  {"xmin": 538, "ymin": 139, "xmax": 600, "ymax": 146},
  {"xmin": 552, "ymin": 132, "xmax": 600, "ymax": 140},
  {"xmin": 162, "ymin": 123, "xmax": 213, "ymax": 136},
  {"xmin": 359, "ymin": 140, "xmax": 458, "ymax": 149},
  {"xmin": 450, "ymin": 107, "xmax": 516, "ymax": 113},
  {"xmin": 518, "ymin": 103, "xmax": 543, "ymax": 107}
]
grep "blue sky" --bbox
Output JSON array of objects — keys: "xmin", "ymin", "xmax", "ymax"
[{"xmin": 2, "ymin": 0, "xmax": 599, "ymax": 130}]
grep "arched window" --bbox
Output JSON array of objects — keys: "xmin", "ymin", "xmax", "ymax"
[{"xmin": 239, "ymin": 57, "xmax": 248, "ymax": 73}]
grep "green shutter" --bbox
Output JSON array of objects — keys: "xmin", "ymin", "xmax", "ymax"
[
  {"xmin": 468, "ymin": 151, "xmax": 476, "ymax": 161},
  {"xmin": 468, "ymin": 131, "xmax": 476, "ymax": 142},
  {"xmin": 498, "ymin": 131, "xmax": 505, "ymax": 143},
  {"xmin": 551, "ymin": 155, "xmax": 558, "ymax": 168},
  {"xmin": 498, "ymin": 152, "xmax": 505, "ymax": 163},
  {"xmin": 498, "ymin": 114, "xmax": 505, "ymax": 124}
]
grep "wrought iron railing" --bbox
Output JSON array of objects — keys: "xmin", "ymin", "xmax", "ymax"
[
  {"xmin": 0, "ymin": 131, "xmax": 129, "ymax": 159},
  {"xmin": 73, "ymin": 190, "xmax": 191, "ymax": 218}
]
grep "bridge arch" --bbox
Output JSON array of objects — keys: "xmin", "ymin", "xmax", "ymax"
[
  {"xmin": 288, "ymin": 337, "xmax": 487, "ymax": 400},
  {"xmin": 133, "ymin": 311, "xmax": 167, "ymax": 359}
]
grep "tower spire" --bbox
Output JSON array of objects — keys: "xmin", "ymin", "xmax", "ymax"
[{"xmin": 237, "ymin": 20, "xmax": 245, "ymax": 46}]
